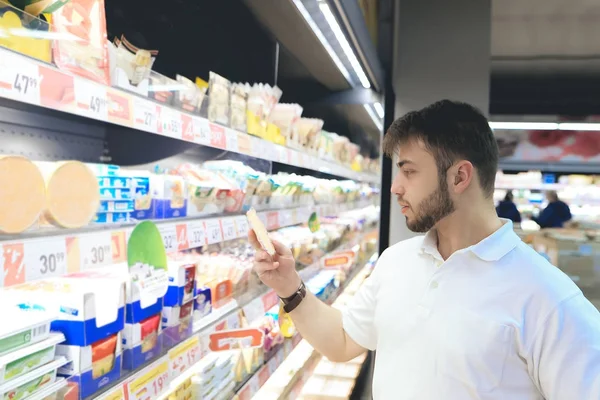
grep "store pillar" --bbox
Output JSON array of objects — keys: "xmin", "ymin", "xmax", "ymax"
[{"xmin": 387, "ymin": 0, "xmax": 492, "ymax": 245}]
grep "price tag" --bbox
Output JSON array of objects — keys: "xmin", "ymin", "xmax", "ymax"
[
  {"xmin": 196, "ymin": 118, "xmax": 211, "ymax": 145},
  {"xmin": 258, "ymin": 366, "xmax": 271, "ymax": 386},
  {"xmin": 235, "ymin": 216, "xmax": 249, "ymax": 238},
  {"xmin": 168, "ymin": 336, "xmax": 200, "ymax": 378},
  {"xmin": 176, "ymin": 223, "xmax": 189, "ymax": 251},
  {"xmin": 204, "ymin": 219, "xmax": 223, "ymax": 244},
  {"xmin": 289, "ymin": 150, "xmax": 300, "ymax": 166},
  {"xmin": 210, "ymin": 124, "xmax": 227, "ymax": 149},
  {"xmin": 74, "ymin": 78, "xmax": 108, "ymax": 121},
  {"xmin": 181, "ymin": 114, "xmax": 194, "ymax": 142},
  {"xmin": 127, "ymin": 359, "xmax": 170, "ymax": 400},
  {"xmin": 225, "ymin": 129, "xmax": 239, "ymax": 152},
  {"xmin": 79, "ymin": 232, "xmax": 113, "ymax": 270},
  {"xmin": 238, "ymin": 386, "xmax": 252, "ymax": 400},
  {"xmin": 24, "ymin": 238, "xmax": 67, "ymax": 282},
  {"xmin": 0, "ymin": 53, "xmax": 41, "ymax": 105},
  {"xmin": 277, "ymin": 147, "xmax": 288, "ymax": 163},
  {"xmin": 187, "ymin": 221, "xmax": 206, "ymax": 248},
  {"xmin": 292, "ymin": 209, "xmax": 299, "ymax": 225},
  {"xmin": 248, "ymin": 375, "xmax": 260, "ymax": 395},
  {"xmin": 158, "ymin": 225, "xmax": 177, "ymax": 253},
  {"xmin": 278, "ymin": 211, "xmax": 290, "ymax": 227},
  {"xmin": 133, "ymin": 98, "xmax": 158, "ymax": 132},
  {"xmin": 221, "ymin": 218, "xmax": 237, "ymax": 241},
  {"xmin": 266, "ymin": 212, "xmax": 279, "ymax": 230},
  {"xmin": 159, "ymin": 109, "xmax": 182, "ymax": 138},
  {"xmin": 237, "ymin": 132, "xmax": 252, "ymax": 154},
  {"xmin": 242, "ymin": 297, "xmax": 265, "ymax": 325}
]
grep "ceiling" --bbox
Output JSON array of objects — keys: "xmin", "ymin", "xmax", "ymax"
[{"xmin": 490, "ymin": 0, "xmax": 600, "ymax": 115}]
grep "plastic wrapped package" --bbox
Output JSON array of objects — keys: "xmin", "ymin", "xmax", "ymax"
[
  {"xmin": 173, "ymin": 75, "xmax": 206, "ymax": 114},
  {"xmin": 0, "ymin": 5, "xmax": 52, "ymax": 62},
  {"xmin": 52, "ymin": 0, "xmax": 111, "ymax": 85},
  {"xmin": 208, "ymin": 72, "xmax": 231, "ymax": 125},
  {"xmin": 230, "ymin": 83, "xmax": 249, "ymax": 131},
  {"xmin": 296, "ymin": 118, "xmax": 324, "ymax": 152},
  {"xmin": 268, "ymin": 104, "xmax": 303, "ymax": 144},
  {"xmin": 110, "ymin": 36, "xmax": 157, "ymax": 94},
  {"xmin": 148, "ymin": 71, "xmax": 177, "ymax": 105}
]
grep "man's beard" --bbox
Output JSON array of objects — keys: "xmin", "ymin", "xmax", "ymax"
[{"xmin": 405, "ymin": 179, "xmax": 455, "ymax": 233}]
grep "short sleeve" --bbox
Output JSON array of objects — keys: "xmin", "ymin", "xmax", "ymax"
[{"xmin": 341, "ymin": 256, "xmax": 383, "ymax": 351}]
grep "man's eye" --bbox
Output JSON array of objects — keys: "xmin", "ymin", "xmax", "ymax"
[{"xmin": 403, "ymin": 170, "xmax": 415, "ymax": 176}]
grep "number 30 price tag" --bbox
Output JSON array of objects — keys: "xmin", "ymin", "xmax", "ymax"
[
  {"xmin": 79, "ymin": 232, "xmax": 113, "ymax": 270},
  {"xmin": 24, "ymin": 238, "xmax": 67, "ymax": 282}
]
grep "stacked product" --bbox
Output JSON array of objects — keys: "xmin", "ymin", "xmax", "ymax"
[
  {"xmin": 0, "ymin": 308, "xmax": 67, "ymax": 400},
  {"xmin": 3, "ymin": 275, "xmax": 127, "ymax": 399},
  {"xmin": 299, "ymin": 354, "xmax": 367, "ymax": 400},
  {"xmin": 190, "ymin": 352, "xmax": 237, "ymax": 400}
]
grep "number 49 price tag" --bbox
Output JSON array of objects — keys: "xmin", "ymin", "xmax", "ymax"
[
  {"xmin": 79, "ymin": 232, "xmax": 112, "ymax": 270},
  {"xmin": 24, "ymin": 238, "xmax": 67, "ymax": 282},
  {"xmin": 74, "ymin": 78, "xmax": 108, "ymax": 121}
]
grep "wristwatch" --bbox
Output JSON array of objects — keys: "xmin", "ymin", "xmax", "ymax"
[{"xmin": 280, "ymin": 281, "xmax": 306, "ymax": 313}]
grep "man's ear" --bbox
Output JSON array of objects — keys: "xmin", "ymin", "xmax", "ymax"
[{"xmin": 450, "ymin": 161, "xmax": 474, "ymax": 194}]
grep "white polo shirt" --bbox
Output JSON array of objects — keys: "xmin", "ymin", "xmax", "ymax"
[{"xmin": 342, "ymin": 220, "xmax": 600, "ymax": 399}]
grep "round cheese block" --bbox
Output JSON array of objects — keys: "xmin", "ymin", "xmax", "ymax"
[
  {"xmin": 38, "ymin": 161, "xmax": 100, "ymax": 228},
  {"xmin": 0, "ymin": 156, "xmax": 46, "ymax": 234}
]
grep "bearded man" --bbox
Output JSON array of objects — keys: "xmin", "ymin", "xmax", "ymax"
[{"xmin": 250, "ymin": 100, "xmax": 600, "ymax": 400}]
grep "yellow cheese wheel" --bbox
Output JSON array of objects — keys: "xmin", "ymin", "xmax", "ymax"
[
  {"xmin": 0, "ymin": 156, "xmax": 46, "ymax": 233},
  {"xmin": 37, "ymin": 161, "xmax": 100, "ymax": 228}
]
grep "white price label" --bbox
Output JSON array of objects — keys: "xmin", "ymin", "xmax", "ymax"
[
  {"xmin": 242, "ymin": 297, "xmax": 266, "ymax": 325},
  {"xmin": 159, "ymin": 225, "xmax": 178, "ymax": 253},
  {"xmin": 79, "ymin": 232, "xmax": 112, "ymax": 270},
  {"xmin": 221, "ymin": 218, "xmax": 237, "ymax": 241},
  {"xmin": 0, "ymin": 53, "xmax": 41, "ymax": 105},
  {"xmin": 160, "ymin": 109, "xmax": 182, "ymax": 138},
  {"xmin": 168, "ymin": 336, "xmax": 201, "ymax": 378},
  {"xmin": 187, "ymin": 221, "xmax": 206, "ymax": 248},
  {"xmin": 75, "ymin": 79, "xmax": 108, "ymax": 121},
  {"xmin": 204, "ymin": 220, "xmax": 223, "ymax": 244},
  {"xmin": 195, "ymin": 118, "xmax": 211, "ymax": 144},
  {"xmin": 133, "ymin": 98, "xmax": 158, "ymax": 132},
  {"xmin": 290, "ymin": 150, "xmax": 300, "ymax": 166},
  {"xmin": 24, "ymin": 238, "xmax": 67, "ymax": 282},
  {"xmin": 235, "ymin": 216, "xmax": 249, "ymax": 237},
  {"xmin": 225, "ymin": 129, "xmax": 239, "ymax": 152}
]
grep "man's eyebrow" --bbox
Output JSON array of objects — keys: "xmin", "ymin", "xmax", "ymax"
[{"xmin": 397, "ymin": 160, "xmax": 416, "ymax": 167}]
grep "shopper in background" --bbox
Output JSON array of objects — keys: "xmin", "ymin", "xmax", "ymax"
[
  {"xmin": 250, "ymin": 100, "xmax": 600, "ymax": 400},
  {"xmin": 532, "ymin": 190, "xmax": 572, "ymax": 228},
  {"xmin": 495, "ymin": 190, "xmax": 522, "ymax": 223}
]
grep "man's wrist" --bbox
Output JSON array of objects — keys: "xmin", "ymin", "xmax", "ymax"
[{"xmin": 276, "ymin": 274, "xmax": 302, "ymax": 299}]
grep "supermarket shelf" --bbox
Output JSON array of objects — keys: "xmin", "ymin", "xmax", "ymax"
[
  {"xmin": 27, "ymin": 378, "xmax": 68, "ymax": 400},
  {"xmin": 0, "ymin": 200, "xmax": 374, "ymax": 288},
  {"xmin": 0, "ymin": 47, "xmax": 379, "ymax": 184},
  {"xmin": 87, "ymin": 230, "xmax": 376, "ymax": 400}
]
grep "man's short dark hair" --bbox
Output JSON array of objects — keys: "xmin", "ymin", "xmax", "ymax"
[{"xmin": 383, "ymin": 99, "xmax": 499, "ymax": 197}]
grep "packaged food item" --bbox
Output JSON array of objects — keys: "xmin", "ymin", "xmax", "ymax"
[
  {"xmin": 208, "ymin": 72, "xmax": 231, "ymax": 125},
  {"xmin": 193, "ymin": 286, "xmax": 212, "ymax": 321},
  {"xmin": 297, "ymin": 118, "xmax": 324, "ymax": 152},
  {"xmin": 0, "ymin": 357, "xmax": 66, "ymax": 400},
  {"xmin": 0, "ymin": 333, "xmax": 64, "ymax": 385},
  {"xmin": 110, "ymin": 35, "xmax": 157, "ymax": 95},
  {"xmin": 161, "ymin": 300, "xmax": 194, "ymax": 348},
  {"xmin": 0, "ymin": 6, "xmax": 51, "ymax": 62},
  {"xmin": 122, "ymin": 314, "xmax": 161, "ymax": 371},
  {"xmin": 268, "ymin": 103, "xmax": 303, "ymax": 144},
  {"xmin": 36, "ymin": 161, "xmax": 100, "ymax": 229},
  {"xmin": 148, "ymin": 72, "xmax": 177, "ymax": 105},
  {"xmin": 8, "ymin": 0, "xmax": 69, "ymax": 15},
  {"xmin": 173, "ymin": 75, "xmax": 206, "ymax": 114},
  {"xmin": 164, "ymin": 258, "xmax": 197, "ymax": 307},
  {"xmin": 52, "ymin": 0, "xmax": 111, "ymax": 85},
  {"xmin": 152, "ymin": 174, "xmax": 187, "ymax": 219},
  {"xmin": 246, "ymin": 208, "xmax": 275, "ymax": 256},
  {"xmin": 230, "ymin": 83, "xmax": 249, "ymax": 131},
  {"xmin": 0, "ymin": 307, "xmax": 52, "ymax": 357},
  {"xmin": 0, "ymin": 156, "xmax": 45, "ymax": 233}
]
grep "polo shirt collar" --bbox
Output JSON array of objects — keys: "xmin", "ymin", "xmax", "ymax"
[{"xmin": 420, "ymin": 219, "xmax": 520, "ymax": 262}]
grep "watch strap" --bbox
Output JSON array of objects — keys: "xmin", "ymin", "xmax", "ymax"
[{"xmin": 281, "ymin": 281, "xmax": 306, "ymax": 313}]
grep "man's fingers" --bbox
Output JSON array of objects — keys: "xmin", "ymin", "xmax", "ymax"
[
  {"xmin": 271, "ymin": 238, "xmax": 292, "ymax": 256},
  {"xmin": 248, "ymin": 229, "xmax": 262, "ymax": 250},
  {"xmin": 254, "ymin": 249, "xmax": 271, "ymax": 262},
  {"xmin": 254, "ymin": 261, "xmax": 278, "ymax": 275}
]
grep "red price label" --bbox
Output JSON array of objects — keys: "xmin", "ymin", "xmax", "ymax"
[
  {"xmin": 176, "ymin": 223, "xmax": 189, "ymax": 251},
  {"xmin": 262, "ymin": 290, "xmax": 279, "ymax": 311},
  {"xmin": 181, "ymin": 114, "xmax": 194, "ymax": 142},
  {"xmin": 266, "ymin": 212, "xmax": 279, "ymax": 230},
  {"xmin": 209, "ymin": 124, "xmax": 226, "ymax": 149},
  {"xmin": 258, "ymin": 366, "xmax": 271, "ymax": 386}
]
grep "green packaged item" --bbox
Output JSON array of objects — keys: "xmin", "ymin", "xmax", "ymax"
[{"xmin": 0, "ymin": 333, "xmax": 64, "ymax": 384}]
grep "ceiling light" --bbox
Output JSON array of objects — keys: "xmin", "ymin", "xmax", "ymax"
[
  {"xmin": 319, "ymin": 1, "xmax": 371, "ymax": 89},
  {"xmin": 364, "ymin": 104, "xmax": 383, "ymax": 131},
  {"xmin": 291, "ymin": 0, "xmax": 352, "ymax": 83},
  {"xmin": 489, "ymin": 122, "xmax": 559, "ymax": 130},
  {"xmin": 559, "ymin": 123, "xmax": 600, "ymax": 131},
  {"xmin": 373, "ymin": 101, "xmax": 384, "ymax": 119}
]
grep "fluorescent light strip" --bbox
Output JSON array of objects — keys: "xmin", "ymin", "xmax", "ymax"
[
  {"xmin": 291, "ymin": 0, "xmax": 352, "ymax": 84},
  {"xmin": 489, "ymin": 122, "xmax": 559, "ymax": 130},
  {"xmin": 319, "ymin": 2, "xmax": 371, "ymax": 89},
  {"xmin": 373, "ymin": 101, "xmax": 385, "ymax": 119},
  {"xmin": 490, "ymin": 121, "xmax": 600, "ymax": 131},
  {"xmin": 364, "ymin": 104, "xmax": 383, "ymax": 131},
  {"xmin": 559, "ymin": 123, "xmax": 600, "ymax": 131}
]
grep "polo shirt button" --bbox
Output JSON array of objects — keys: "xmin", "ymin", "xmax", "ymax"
[{"xmin": 431, "ymin": 281, "xmax": 439, "ymax": 289}]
